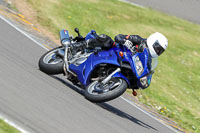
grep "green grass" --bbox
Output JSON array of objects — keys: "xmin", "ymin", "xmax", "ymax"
[
  {"xmin": 23, "ymin": 0, "xmax": 200, "ymax": 132},
  {"xmin": 0, "ymin": 120, "xmax": 20, "ymax": 133}
]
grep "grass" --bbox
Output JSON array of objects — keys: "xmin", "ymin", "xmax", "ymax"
[
  {"xmin": 19, "ymin": 0, "xmax": 200, "ymax": 132},
  {"xmin": 5, "ymin": 0, "xmax": 18, "ymax": 12},
  {"xmin": 0, "ymin": 120, "xmax": 20, "ymax": 133}
]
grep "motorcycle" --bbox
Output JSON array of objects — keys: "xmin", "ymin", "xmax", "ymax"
[{"xmin": 38, "ymin": 28, "xmax": 158, "ymax": 102}]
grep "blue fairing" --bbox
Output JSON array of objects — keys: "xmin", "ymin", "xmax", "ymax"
[
  {"xmin": 132, "ymin": 49, "xmax": 150, "ymax": 78},
  {"xmin": 85, "ymin": 30, "xmax": 97, "ymax": 40},
  {"xmin": 131, "ymin": 49, "xmax": 153, "ymax": 89},
  {"xmin": 69, "ymin": 48, "xmax": 121, "ymax": 86},
  {"xmin": 112, "ymin": 72, "xmax": 130, "ymax": 86}
]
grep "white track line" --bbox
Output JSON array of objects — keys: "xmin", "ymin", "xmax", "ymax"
[
  {"xmin": 0, "ymin": 114, "xmax": 30, "ymax": 133},
  {"xmin": 120, "ymin": 96, "xmax": 179, "ymax": 133},
  {"xmin": 119, "ymin": 0, "xmax": 145, "ymax": 8},
  {"xmin": 0, "ymin": 14, "xmax": 178, "ymax": 133},
  {"xmin": 0, "ymin": 14, "xmax": 49, "ymax": 51}
]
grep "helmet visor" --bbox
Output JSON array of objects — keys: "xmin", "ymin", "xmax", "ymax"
[{"xmin": 153, "ymin": 41, "xmax": 165, "ymax": 56}]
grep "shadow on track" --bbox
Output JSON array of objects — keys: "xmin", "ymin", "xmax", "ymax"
[
  {"xmin": 52, "ymin": 76, "xmax": 157, "ymax": 131},
  {"xmin": 96, "ymin": 102, "xmax": 157, "ymax": 131}
]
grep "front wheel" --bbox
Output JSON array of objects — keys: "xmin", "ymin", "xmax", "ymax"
[
  {"xmin": 38, "ymin": 46, "xmax": 64, "ymax": 75},
  {"xmin": 85, "ymin": 78, "xmax": 127, "ymax": 103}
]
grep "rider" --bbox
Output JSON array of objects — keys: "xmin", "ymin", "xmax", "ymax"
[{"xmin": 71, "ymin": 32, "xmax": 168, "ymax": 58}]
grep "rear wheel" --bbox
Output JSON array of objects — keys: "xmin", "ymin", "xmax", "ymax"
[
  {"xmin": 85, "ymin": 78, "xmax": 127, "ymax": 102},
  {"xmin": 39, "ymin": 46, "xmax": 64, "ymax": 75}
]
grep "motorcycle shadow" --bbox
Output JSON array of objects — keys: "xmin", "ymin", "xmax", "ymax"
[
  {"xmin": 52, "ymin": 76, "xmax": 157, "ymax": 131},
  {"xmin": 96, "ymin": 102, "xmax": 157, "ymax": 131}
]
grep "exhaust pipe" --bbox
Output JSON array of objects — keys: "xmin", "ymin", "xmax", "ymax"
[{"xmin": 60, "ymin": 29, "xmax": 70, "ymax": 45}]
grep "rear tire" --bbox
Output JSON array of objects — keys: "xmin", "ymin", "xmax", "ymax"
[
  {"xmin": 85, "ymin": 78, "xmax": 127, "ymax": 103},
  {"xmin": 39, "ymin": 46, "xmax": 64, "ymax": 75}
]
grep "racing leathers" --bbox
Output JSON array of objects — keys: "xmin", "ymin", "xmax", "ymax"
[
  {"xmin": 71, "ymin": 34, "xmax": 147, "ymax": 53},
  {"xmin": 114, "ymin": 34, "xmax": 147, "ymax": 52},
  {"xmin": 70, "ymin": 34, "xmax": 114, "ymax": 52}
]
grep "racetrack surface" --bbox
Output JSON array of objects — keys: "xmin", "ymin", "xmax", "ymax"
[
  {"xmin": 0, "ymin": 16, "xmax": 176, "ymax": 133},
  {"xmin": 126, "ymin": 0, "xmax": 200, "ymax": 24}
]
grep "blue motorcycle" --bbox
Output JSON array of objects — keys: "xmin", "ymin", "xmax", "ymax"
[{"xmin": 39, "ymin": 28, "xmax": 158, "ymax": 102}]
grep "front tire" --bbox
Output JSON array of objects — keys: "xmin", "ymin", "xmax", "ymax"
[
  {"xmin": 39, "ymin": 46, "xmax": 64, "ymax": 75},
  {"xmin": 85, "ymin": 78, "xmax": 127, "ymax": 103}
]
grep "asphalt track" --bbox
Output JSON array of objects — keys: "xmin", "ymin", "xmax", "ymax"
[
  {"xmin": 0, "ymin": 14, "xmax": 178, "ymax": 133},
  {"xmin": 127, "ymin": 0, "xmax": 200, "ymax": 24}
]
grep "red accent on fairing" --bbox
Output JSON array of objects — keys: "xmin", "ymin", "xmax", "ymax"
[
  {"xmin": 136, "ymin": 45, "xmax": 139, "ymax": 52},
  {"xmin": 113, "ymin": 42, "xmax": 116, "ymax": 47}
]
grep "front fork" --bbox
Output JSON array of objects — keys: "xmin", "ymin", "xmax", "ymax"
[
  {"xmin": 101, "ymin": 68, "xmax": 121, "ymax": 84},
  {"xmin": 109, "ymin": 70, "xmax": 137, "ymax": 96},
  {"xmin": 63, "ymin": 43, "xmax": 76, "ymax": 77}
]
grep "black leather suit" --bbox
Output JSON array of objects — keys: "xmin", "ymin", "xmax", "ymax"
[
  {"xmin": 115, "ymin": 34, "xmax": 146, "ymax": 45},
  {"xmin": 73, "ymin": 34, "xmax": 147, "ymax": 52}
]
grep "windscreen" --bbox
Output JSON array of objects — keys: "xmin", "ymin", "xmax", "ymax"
[{"xmin": 151, "ymin": 57, "xmax": 158, "ymax": 71}]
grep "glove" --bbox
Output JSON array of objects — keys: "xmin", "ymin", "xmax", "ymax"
[
  {"xmin": 123, "ymin": 40, "xmax": 133, "ymax": 49},
  {"xmin": 123, "ymin": 40, "xmax": 135, "ymax": 53},
  {"xmin": 138, "ymin": 41, "xmax": 147, "ymax": 52}
]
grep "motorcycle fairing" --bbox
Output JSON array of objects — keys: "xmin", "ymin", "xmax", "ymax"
[
  {"xmin": 69, "ymin": 49, "xmax": 122, "ymax": 87},
  {"xmin": 69, "ymin": 45, "xmax": 153, "ymax": 89},
  {"xmin": 132, "ymin": 48, "xmax": 150, "ymax": 78},
  {"xmin": 131, "ymin": 48, "xmax": 153, "ymax": 89},
  {"xmin": 112, "ymin": 72, "xmax": 130, "ymax": 86}
]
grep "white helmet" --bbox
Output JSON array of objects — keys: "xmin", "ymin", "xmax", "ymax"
[{"xmin": 147, "ymin": 32, "xmax": 168, "ymax": 58}]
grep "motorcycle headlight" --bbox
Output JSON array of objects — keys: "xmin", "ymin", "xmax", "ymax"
[
  {"xmin": 134, "ymin": 56, "xmax": 144, "ymax": 76},
  {"xmin": 140, "ymin": 76, "xmax": 148, "ymax": 87}
]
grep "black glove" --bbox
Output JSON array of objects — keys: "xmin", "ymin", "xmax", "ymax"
[{"xmin": 138, "ymin": 40, "xmax": 147, "ymax": 52}]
